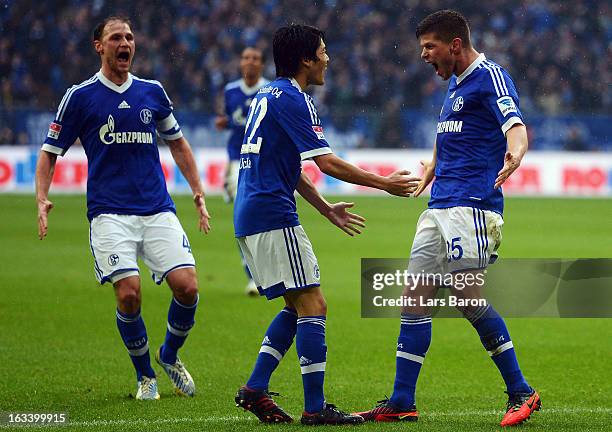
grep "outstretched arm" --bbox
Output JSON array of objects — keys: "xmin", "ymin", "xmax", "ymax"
[
  {"xmin": 296, "ymin": 171, "xmax": 365, "ymax": 237},
  {"xmin": 312, "ymin": 153, "xmax": 420, "ymax": 197},
  {"xmin": 166, "ymin": 136, "xmax": 211, "ymax": 233},
  {"xmin": 35, "ymin": 150, "xmax": 57, "ymax": 240},
  {"xmin": 495, "ymin": 124, "xmax": 528, "ymax": 189}
]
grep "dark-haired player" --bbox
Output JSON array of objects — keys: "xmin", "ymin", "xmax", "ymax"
[
  {"xmin": 35, "ymin": 16, "xmax": 210, "ymax": 400},
  {"xmin": 356, "ymin": 10, "xmax": 540, "ymax": 427},
  {"xmin": 215, "ymin": 47, "xmax": 269, "ymax": 296},
  {"xmin": 233, "ymin": 24, "xmax": 419, "ymax": 425}
]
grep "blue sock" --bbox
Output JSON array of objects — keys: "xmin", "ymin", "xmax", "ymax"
[
  {"xmin": 246, "ymin": 307, "xmax": 297, "ymax": 391},
  {"xmin": 468, "ymin": 304, "xmax": 531, "ymax": 394},
  {"xmin": 390, "ymin": 314, "xmax": 432, "ymax": 409},
  {"xmin": 296, "ymin": 316, "xmax": 327, "ymax": 414},
  {"xmin": 160, "ymin": 295, "xmax": 198, "ymax": 364},
  {"xmin": 116, "ymin": 309, "xmax": 155, "ymax": 380}
]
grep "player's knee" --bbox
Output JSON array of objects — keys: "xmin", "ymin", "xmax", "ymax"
[
  {"xmin": 115, "ymin": 284, "xmax": 141, "ymax": 313},
  {"xmin": 309, "ymin": 295, "xmax": 327, "ymax": 316},
  {"xmin": 173, "ymin": 279, "xmax": 199, "ymax": 305},
  {"xmin": 456, "ymin": 304, "xmax": 474, "ymax": 319},
  {"xmin": 318, "ymin": 297, "xmax": 327, "ymax": 315}
]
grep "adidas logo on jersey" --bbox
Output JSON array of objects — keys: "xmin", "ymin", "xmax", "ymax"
[
  {"xmin": 449, "ymin": 91, "xmax": 456, "ymax": 99},
  {"xmin": 262, "ymin": 336, "xmax": 271, "ymax": 345},
  {"xmin": 118, "ymin": 100, "xmax": 131, "ymax": 109},
  {"xmin": 299, "ymin": 356, "xmax": 312, "ymax": 366}
]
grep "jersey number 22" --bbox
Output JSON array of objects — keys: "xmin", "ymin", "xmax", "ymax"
[{"xmin": 241, "ymin": 97, "xmax": 268, "ymax": 154}]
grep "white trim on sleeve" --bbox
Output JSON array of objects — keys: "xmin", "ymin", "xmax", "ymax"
[
  {"xmin": 41, "ymin": 144, "xmax": 65, "ymax": 156},
  {"xmin": 501, "ymin": 116, "xmax": 524, "ymax": 136},
  {"xmin": 157, "ymin": 113, "xmax": 179, "ymax": 132},
  {"xmin": 158, "ymin": 130, "xmax": 184, "ymax": 141},
  {"xmin": 300, "ymin": 147, "xmax": 332, "ymax": 161}
]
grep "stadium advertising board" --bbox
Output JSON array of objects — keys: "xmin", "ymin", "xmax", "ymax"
[{"xmin": 1, "ymin": 146, "xmax": 611, "ymax": 196}]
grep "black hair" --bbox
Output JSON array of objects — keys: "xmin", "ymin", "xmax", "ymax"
[
  {"xmin": 242, "ymin": 46, "xmax": 265, "ymax": 64},
  {"xmin": 415, "ymin": 10, "xmax": 471, "ymax": 46},
  {"xmin": 93, "ymin": 16, "xmax": 132, "ymax": 42},
  {"xmin": 273, "ymin": 24, "xmax": 324, "ymax": 78}
]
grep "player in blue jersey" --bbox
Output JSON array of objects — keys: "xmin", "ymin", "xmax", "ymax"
[
  {"xmin": 356, "ymin": 10, "xmax": 540, "ymax": 427},
  {"xmin": 233, "ymin": 24, "xmax": 419, "ymax": 425},
  {"xmin": 35, "ymin": 16, "xmax": 210, "ymax": 401},
  {"xmin": 215, "ymin": 47, "xmax": 269, "ymax": 296}
]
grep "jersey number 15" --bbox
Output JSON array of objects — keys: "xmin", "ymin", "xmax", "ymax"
[{"xmin": 241, "ymin": 97, "xmax": 268, "ymax": 155}]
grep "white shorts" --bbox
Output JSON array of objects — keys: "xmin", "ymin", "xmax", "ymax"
[
  {"xmin": 408, "ymin": 207, "xmax": 503, "ymax": 275},
  {"xmin": 89, "ymin": 212, "xmax": 196, "ymax": 285},
  {"xmin": 237, "ymin": 225, "xmax": 321, "ymax": 300},
  {"xmin": 223, "ymin": 160, "xmax": 240, "ymax": 203}
]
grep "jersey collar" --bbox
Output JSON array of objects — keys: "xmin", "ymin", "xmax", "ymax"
[
  {"xmin": 456, "ymin": 53, "xmax": 486, "ymax": 84},
  {"xmin": 240, "ymin": 77, "xmax": 267, "ymax": 96},
  {"xmin": 288, "ymin": 78, "xmax": 304, "ymax": 93},
  {"xmin": 96, "ymin": 70, "xmax": 133, "ymax": 93}
]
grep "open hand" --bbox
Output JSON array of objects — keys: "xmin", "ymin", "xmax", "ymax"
[
  {"xmin": 325, "ymin": 202, "xmax": 366, "ymax": 236},
  {"xmin": 414, "ymin": 160, "xmax": 435, "ymax": 197},
  {"xmin": 37, "ymin": 198, "xmax": 54, "ymax": 240},
  {"xmin": 494, "ymin": 151, "xmax": 521, "ymax": 189},
  {"xmin": 194, "ymin": 194, "xmax": 211, "ymax": 234}
]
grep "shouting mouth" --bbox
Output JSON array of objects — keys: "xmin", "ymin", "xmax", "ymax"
[
  {"xmin": 117, "ymin": 51, "xmax": 130, "ymax": 65},
  {"xmin": 426, "ymin": 60, "xmax": 443, "ymax": 78}
]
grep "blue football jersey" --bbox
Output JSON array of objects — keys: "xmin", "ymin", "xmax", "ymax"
[
  {"xmin": 234, "ymin": 78, "xmax": 332, "ymax": 237},
  {"xmin": 42, "ymin": 71, "xmax": 182, "ymax": 220},
  {"xmin": 224, "ymin": 77, "xmax": 269, "ymax": 160},
  {"xmin": 430, "ymin": 54, "xmax": 524, "ymax": 215}
]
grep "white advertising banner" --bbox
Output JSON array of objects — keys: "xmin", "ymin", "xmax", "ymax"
[{"xmin": 1, "ymin": 146, "xmax": 611, "ymax": 196}]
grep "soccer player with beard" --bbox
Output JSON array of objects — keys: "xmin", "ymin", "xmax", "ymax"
[
  {"xmin": 215, "ymin": 47, "xmax": 269, "ymax": 296},
  {"xmin": 35, "ymin": 16, "xmax": 210, "ymax": 400},
  {"xmin": 233, "ymin": 24, "xmax": 419, "ymax": 425},
  {"xmin": 355, "ymin": 10, "xmax": 540, "ymax": 427}
]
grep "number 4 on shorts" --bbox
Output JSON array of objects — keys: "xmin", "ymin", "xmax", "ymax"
[{"xmin": 182, "ymin": 235, "xmax": 192, "ymax": 253}]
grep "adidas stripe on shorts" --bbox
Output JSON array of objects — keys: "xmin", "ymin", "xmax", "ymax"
[{"xmin": 237, "ymin": 225, "xmax": 321, "ymax": 300}]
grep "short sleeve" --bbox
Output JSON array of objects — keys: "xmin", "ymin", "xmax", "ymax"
[
  {"xmin": 153, "ymin": 82, "xmax": 183, "ymax": 141},
  {"xmin": 41, "ymin": 87, "xmax": 82, "ymax": 156},
  {"xmin": 276, "ymin": 93, "xmax": 332, "ymax": 160},
  {"xmin": 223, "ymin": 88, "xmax": 232, "ymax": 118},
  {"xmin": 479, "ymin": 65, "xmax": 524, "ymax": 136}
]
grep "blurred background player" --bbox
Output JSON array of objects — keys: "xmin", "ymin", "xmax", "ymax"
[
  {"xmin": 215, "ymin": 47, "xmax": 269, "ymax": 296},
  {"xmin": 35, "ymin": 16, "xmax": 211, "ymax": 400},
  {"xmin": 233, "ymin": 24, "xmax": 419, "ymax": 425},
  {"xmin": 355, "ymin": 10, "xmax": 540, "ymax": 426}
]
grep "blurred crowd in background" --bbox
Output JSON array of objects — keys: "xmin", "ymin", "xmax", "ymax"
[{"xmin": 0, "ymin": 0, "xmax": 610, "ymax": 148}]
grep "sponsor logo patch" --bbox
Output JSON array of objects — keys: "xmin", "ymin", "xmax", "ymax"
[
  {"xmin": 312, "ymin": 125, "xmax": 325, "ymax": 139},
  {"xmin": 496, "ymin": 96, "xmax": 517, "ymax": 117},
  {"xmin": 47, "ymin": 122, "xmax": 62, "ymax": 139}
]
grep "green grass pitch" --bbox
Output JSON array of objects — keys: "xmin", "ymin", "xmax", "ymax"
[{"xmin": 0, "ymin": 195, "xmax": 611, "ymax": 431}]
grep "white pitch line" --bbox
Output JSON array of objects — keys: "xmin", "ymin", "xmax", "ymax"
[
  {"xmin": 3, "ymin": 408, "xmax": 611, "ymax": 429},
  {"xmin": 424, "ymin": 407, "xmax": 612, "ymax": 417}
]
